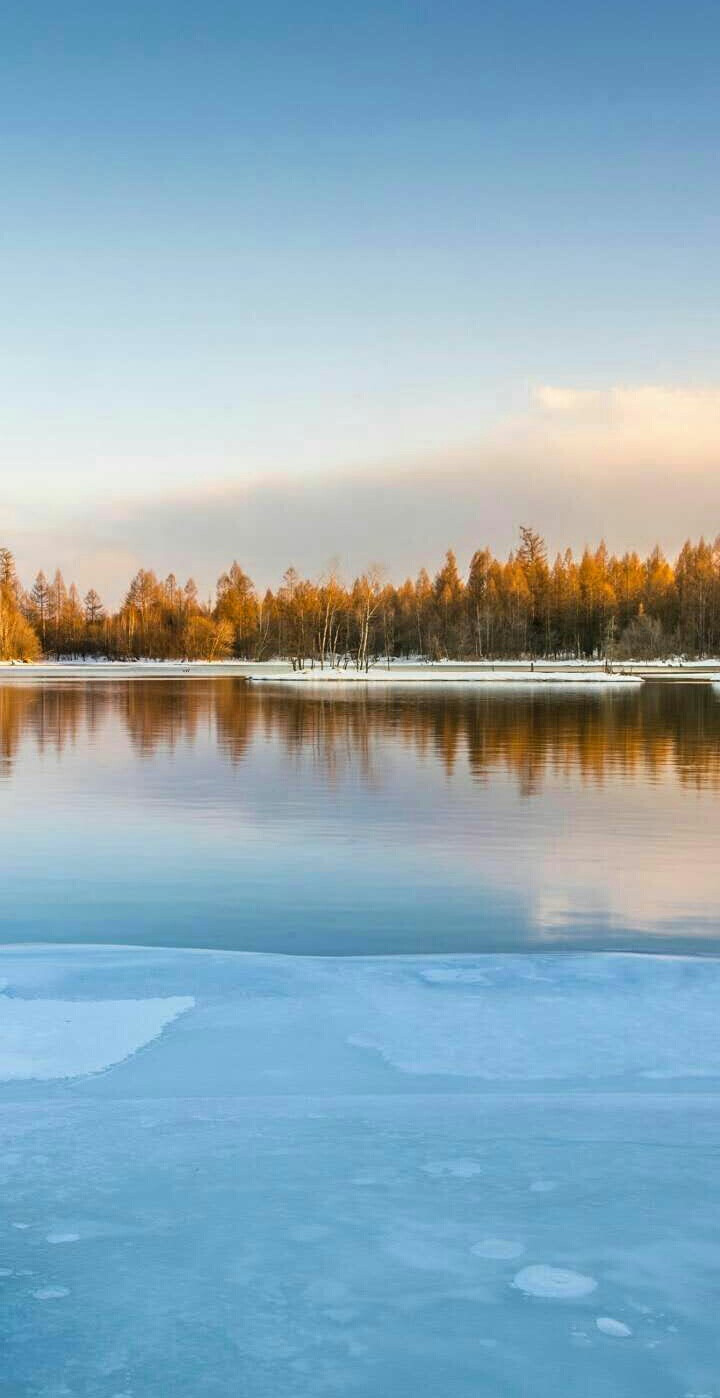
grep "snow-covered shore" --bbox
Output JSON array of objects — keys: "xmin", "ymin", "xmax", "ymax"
[
  {"xmin": 0, "ymin": 658, "xmax": 646, "ymax": 684},
  {"xmin": 3, "ymin": 657, "xmax": 720, "ymax": 683}
]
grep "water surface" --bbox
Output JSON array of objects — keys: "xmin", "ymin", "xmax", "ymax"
[{"xmin": 2, "ymin": 678, "xmax": 719, "ymax": 953}]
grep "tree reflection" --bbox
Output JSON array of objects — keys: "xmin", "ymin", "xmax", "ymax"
[{"xmin": 1, "ymin": 679, "xmax": 720, "ymax": 793}]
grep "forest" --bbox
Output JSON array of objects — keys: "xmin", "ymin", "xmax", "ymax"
[{"xmin": 2, "ymin": 529, "xmax": 720, "ymax": 664}]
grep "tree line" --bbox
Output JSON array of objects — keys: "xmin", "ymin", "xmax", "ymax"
[{"xmin": 2, "ymin": 529, "xmax": 720, "ymax": 663}]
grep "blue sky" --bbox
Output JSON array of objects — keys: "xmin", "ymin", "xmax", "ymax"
[{"xmin": 2, "ymin": 0, "xmax": 720, "ymax": 597}]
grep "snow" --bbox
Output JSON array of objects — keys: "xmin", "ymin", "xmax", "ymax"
[
  {"xmin": 246, "ymin": 664, "xmax": 644, "ymax": 687},
  {"xmin": 0, "ymin": 987, "xmax": 194, "ymax": 1080},
  {"xmin": 0, "ymin": 946, "xmax": 718, "ymax": 1396},
  {"xmin": 3, "ymin": 657, "xmax": 720, "ymax": 687},
  {"xmin": 0, "ymin": 659, "xmax": 644, "ymax": 685}
]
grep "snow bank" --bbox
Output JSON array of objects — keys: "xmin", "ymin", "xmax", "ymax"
[{"xmin": 247, "ymin": 665, "xmax": 644, "ymax": 687}]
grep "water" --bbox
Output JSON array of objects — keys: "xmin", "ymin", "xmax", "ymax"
[
  {"xmin": 1, "ymin": 677, "xmax": 719, "ymax": 952},
  {"xmin": 2, "ymin": 678, "xmax": 720, "ymax": 1396}
]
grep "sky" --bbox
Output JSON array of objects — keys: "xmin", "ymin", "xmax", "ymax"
[{"xmin": 2, "ymin": 0, "xmax": 720, "ymax": 601}]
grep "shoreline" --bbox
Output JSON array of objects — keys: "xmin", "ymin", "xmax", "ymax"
[{"xmin": 2, "ymin": 658, "xmax": 720, "ymax": 683}]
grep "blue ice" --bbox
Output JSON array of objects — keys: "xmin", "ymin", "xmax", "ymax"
[{"xmin": 0, "ymin": 948, "xmax": 718, "ymax": 1396}]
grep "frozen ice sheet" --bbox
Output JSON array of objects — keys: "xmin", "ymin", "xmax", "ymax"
[{"xmin": 0, "ymin": 947, "xmax": 718, "ymax": 1396}]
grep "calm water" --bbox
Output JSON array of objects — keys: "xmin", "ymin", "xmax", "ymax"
[{"xmin": 1, "ymin": 678, "xmax": 719, "ymax": 954}]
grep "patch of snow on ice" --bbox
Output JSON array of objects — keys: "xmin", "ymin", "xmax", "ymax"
[
  {"xmin": 0, "ymin": 992, "xmax": 194, "ymax": 1081},
  {"xmin": 513, "ymin": 1265, "xmax": 597, "ymax": 1299},
  {"xmin": 596, "ymin": 1316, "xmax": 632, "ymax": 1337}
]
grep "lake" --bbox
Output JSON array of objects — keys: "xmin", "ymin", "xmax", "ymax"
[
  {"xmin": 2, "ymin": 676, "xmax": 720, "ymax": 1396},
  {"xmin": 1, "ymin": 676, "xmax": 719, "ymax": 953}
]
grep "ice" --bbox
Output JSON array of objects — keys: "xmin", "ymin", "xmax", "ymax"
[
  {"xmin": 343, "ymin": 956, "xmax": 720, "ymax": 1079},
  {"xmin": 422, "ymin": 1158, "xmax": 484, "ymax": 1178},
  {"xmin": 0, "ymin": 946, "xmax": 718, "ymax": 1396}
]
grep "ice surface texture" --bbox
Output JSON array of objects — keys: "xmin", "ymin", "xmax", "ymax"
[{"xmin": 0, "ymin": 947, "xmax": 719, "ymax": 1396}]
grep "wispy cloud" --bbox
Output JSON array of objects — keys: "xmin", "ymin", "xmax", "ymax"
[{"xmin": 528, "ymin": 383, "xmax": 720, "ymax": 467}]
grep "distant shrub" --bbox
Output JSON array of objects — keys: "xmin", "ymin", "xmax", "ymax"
[{"xmin": 615, "ymin": 613, "xmax": 665, "ymax": 661}]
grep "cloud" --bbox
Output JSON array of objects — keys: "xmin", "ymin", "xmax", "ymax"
[
  {"xmin": 527, "ymin": 383, "xmax": 720, "ymax": 468},
  {"xmin": 6, "ymin": 383, "xmax": 720, "ymax": 601}
]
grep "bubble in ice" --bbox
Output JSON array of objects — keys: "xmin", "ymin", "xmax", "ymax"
[
  {"xmin": 46, "ymin": 1232, "xmax": 80, "ymax": 1245},
  {"xmin": 32, "ymin": 1286, "xmax": 70, "ymax": 1300},
  {"xmin": 513, "ymin": 1265, "xmax": 597, "ymax": 1299},
  {"xmin": 596, "ymin": 1316, "xmax": 632, "ymax": 1337},
  {"xmin": 472, "ymin": 1238, "xmax": 525, "ymax": 1260}
]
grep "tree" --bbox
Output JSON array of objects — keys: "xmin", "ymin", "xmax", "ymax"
[
  {"xmin": 433, "ymin": 549, "xmax": 464, "ymax": 657},
  {"xmin": 29, "ymin": 571, "xmax": 50, "ymax": 648},
  {"xmin": 0, "ymin": 547, "xmax": 19, "ymax": 598},
  {"xmin": 216, "ymin": 563, "xmax": 258, "ymax": 657},
  {"xmin": 615, "ymin": 610, "xmax": 665, "ymax": 660},
  {"xmin": 352, "ymin": 566, "xmax": 384, "ymax": 671},
  {"xmin": 516, "ymin": 527, "xmax": 549, "ymax": 654},
  {"xmin": 0, "ymin": 555, "xmax": 40, "ymax": 660},
  {"xmin": 84, "ymin": 589, "xmax": 104, "ymax": 624},
  {"xmin": 184, "ymin": 615, "xmax": 233, "ymax": 660}
]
